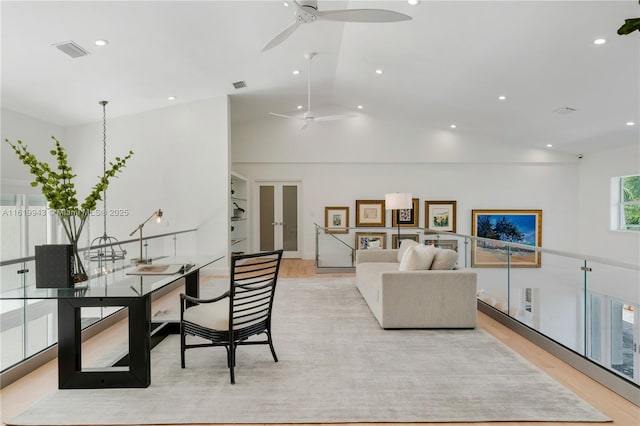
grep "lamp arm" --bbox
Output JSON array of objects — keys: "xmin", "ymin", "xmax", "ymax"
[{"xmin": 128, "ymin": 210, "xmax": 161, "ymax": 237}]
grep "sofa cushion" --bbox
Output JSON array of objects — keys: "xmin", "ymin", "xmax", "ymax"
[
  {"xmin": 397, "ymin": 239, "xmax": 419, "ymax": 262},
  {"xmin": 399, "ymin": 244, "xmax": 437, "ymax": 270},
  {"xmin": 430, "ymin": 248, "xmax": 458, "ymax": 270}
]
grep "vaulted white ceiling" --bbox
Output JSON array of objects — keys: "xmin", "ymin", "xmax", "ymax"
[{"xmin": 1, "ymin": 1, "xmax": 638, "ymax": 154}]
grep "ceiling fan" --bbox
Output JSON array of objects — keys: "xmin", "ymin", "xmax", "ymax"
[
  {"xmin": 261, "ymin": 0, "xmax": 412, "ymax": 52},
  {"xmin": 269, "ymin": 52, "xmax": 356, "ymax": 130}
]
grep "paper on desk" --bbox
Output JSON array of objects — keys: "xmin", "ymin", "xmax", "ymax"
[{"xmin": 126, "ymin": 264, "xmax": 183, "ymax": 275}]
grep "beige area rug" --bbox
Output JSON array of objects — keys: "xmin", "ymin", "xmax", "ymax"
[{"xmin": 8, "ymin": 277, "xmax": 610, "ymax": 425}]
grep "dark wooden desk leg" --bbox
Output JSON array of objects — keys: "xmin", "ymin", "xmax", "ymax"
[
  {"xmin": 58, "ymin": 299, "xmax": 81, "ymax": 389},
  {"xmin": 57, "ymin": 296, "xmax": 151, "ymax": 388},
  {"xmin": 128, "ymin": 295, "xmax": 152, "ymax": 386},
  {"xmin": 184, "ymin": 270, "xmax": 199, "ymax": 308}
]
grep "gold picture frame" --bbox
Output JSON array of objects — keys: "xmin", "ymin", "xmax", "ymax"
[
  {"xmin": 424, "ymin": 239, "xmax": 459, "ymax": 252},
  {"xmin": 355, "ymin": 200, "xmax": 386, "ymax": 227},
  {"xmin": 391, "ymin": 198, "xmax": 419, "ymax": 227},
  {"xmin": 425, "ymin": 200, "xmax": 457, "ymax": 233},
  {"xmin": 471, "ymin": 209, "xmax": 542, "ymax": 268},
  {"xmin": 355, "ymin": 232, "xmax": 387, "ymax": 250},
  {"xmin": 392, "ymin": 234, "xmax": 419, "ymax": 249},
  {"xmin": 324, "ymin": 206, "xmax": 349, "ymax": 234}
]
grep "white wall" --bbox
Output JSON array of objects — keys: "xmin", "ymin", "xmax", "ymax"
[
  {"xmin": 64, "ymin": 97, "xmax": 230, "ymax": 258},
  {"xmin": 1, "ymin": 109, "xmax": 66, "ymax": 194},
  {"xmin": 232, "ymin": 114, "xmax": 580, "ymax": 260},
  {"xmin": 577, "ymin": 144, "xmax": 640, "ymax": 265}
]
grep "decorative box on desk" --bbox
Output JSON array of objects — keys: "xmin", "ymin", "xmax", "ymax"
[{"xmin": 35, "ymin": 244, "xmax": 74, "ymax": 288}]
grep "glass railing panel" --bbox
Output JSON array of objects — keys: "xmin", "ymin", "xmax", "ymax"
[
  {"xmin": 0, "ymin": 229, "xmax": 198, "ymax": 373},
  {"xmin": 25, "ymin": 299, "xmax": 57, "ymax": 358},
  {"xmin": 585, "ymin": 260, "xmax": 640, "ymax": 384},
  {"xmin": 507, "ymin": 251, "xmax": 587, "ymax": 355},
  {"xmin": 1, "ymin": 298, "xmax": 26, "ymax": 370},
  {"xmin": 316, "ymin": 226, "xmax": 356, "ymax": 268}
]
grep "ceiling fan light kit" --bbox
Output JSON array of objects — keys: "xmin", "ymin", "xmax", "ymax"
[{"xmin": 261, "ymin": 0, "xmax": 412, "ymax": 52}]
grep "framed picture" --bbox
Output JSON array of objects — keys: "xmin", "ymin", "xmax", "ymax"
[
  {"xmin": 391, "ymin": 198, "xmax": 419, "ymax": 227},
  {"xmin": 391, "ymin": 234, "xmax": 419, "ymax": 249},
  {"xmin": 471, "ymin": 209, "xmax": 542, "ymax": 268},
  {"xmin": 425, "ymin": 200, "xmax": 457, "ymax": 233},
  {"xmin": 356, "ymin": 200, "xmax": 386, "ymax": 227},
  {"xmin": 355, "ymin": 232, "xmax": 387, "ymax": 250},
  {"xmin": 424, "ymin": 239, "xmax": 459, "ymax": 252},
  {"xmin": 324, "ymin": 206, "xmax": 349, "ymax": 234}
]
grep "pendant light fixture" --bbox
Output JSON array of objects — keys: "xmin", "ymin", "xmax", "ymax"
[{"xmin": 89, "ymin": 100, "xmax": 127, "ymax": 263}]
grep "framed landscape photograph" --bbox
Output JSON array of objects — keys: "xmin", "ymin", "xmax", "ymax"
[
  {"xmin": 356, "ymin": 200, "xmax": 386, "ymax": 227},
  {"xmin": 424, "ymin": 239, "xmax": 459, "ymax": 252},
  {"xmin": 391, "ymin": 233, "xmax": 420, "ymax": 249},
  {"xmin": 392, "ymin": 198, "xmax": 419, "ymax": 227},
  {"xmin": 324, "ymin": 206, "xmax": 349, "ymax": 234},
  {"xmin": 425, "ymin": 200, "xmax": 457, "ymax": 232},
  {"xmin": 471, "ymin": 209, "xmax": 542, "ymax": 268},
  {"xmin": 355, "ymin": 232, "xmax": 387, "ymax": 250}
]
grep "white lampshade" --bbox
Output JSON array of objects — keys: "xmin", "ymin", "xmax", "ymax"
[{"xmin": 385, "ymin": 192, "xmax": 412, "ymax": 210}]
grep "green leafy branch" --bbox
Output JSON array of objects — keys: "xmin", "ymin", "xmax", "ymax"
[
  {"xmin": 5, "ymin": 136, "xmax": 133, "ymax": 278},
  {"xmin": 618, "ymin": 1, "xmax": 640, "ymax": 35}
]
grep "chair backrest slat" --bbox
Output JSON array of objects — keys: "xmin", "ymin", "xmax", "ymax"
[{"xmin": 229, "ymin": 250, "xmax": 283, "ymax": 335}]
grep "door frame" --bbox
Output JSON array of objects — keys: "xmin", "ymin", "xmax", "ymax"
[{"xmin": 253, "ymin": 180, "xmax": 302, "ymax": 258}]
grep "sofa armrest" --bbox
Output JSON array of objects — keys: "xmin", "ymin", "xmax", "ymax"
[{"xmin": 356, "ymin": 249, "xmax": 399, "ymax": 264}]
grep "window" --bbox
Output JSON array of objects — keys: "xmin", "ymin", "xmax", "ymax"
[{"xmin": 612, "ymin": 175, "xmax": 640, "ymax": 231}]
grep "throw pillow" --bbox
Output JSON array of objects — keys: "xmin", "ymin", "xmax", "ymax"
[
  {"xmin": 397, "ymin": 238, "xmax": 419, "ymax": 263},
  {"xmin": 430, "ymin": 248, "xmax": 458, "ymax": 270},
  {"xmin": 399, "ymin": 244, "xmax": 437, "ymax": 271}
]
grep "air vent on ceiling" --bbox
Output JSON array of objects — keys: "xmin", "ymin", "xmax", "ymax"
[
  {"xmin": 232, "ymin": 80, "xmax": 247, "ymax": 89},
  {"xmin": 553, "ymin": 106, "xmax": 577, "ymax": 115},
  {"xmin": 53, "ymin": 41, "xmax": 90, "ymax": 58}
]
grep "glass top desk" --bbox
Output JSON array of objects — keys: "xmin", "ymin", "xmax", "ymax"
[{"xmin": 0, "ymin": 255, "xmax": 224, "ymax": 389}]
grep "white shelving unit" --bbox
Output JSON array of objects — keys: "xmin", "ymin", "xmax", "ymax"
[{"xmin": 230, "ymin": 172, "xmax": 249, "ymax": 256}]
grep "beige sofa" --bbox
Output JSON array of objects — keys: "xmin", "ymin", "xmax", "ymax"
[{"xmin": 355, "ymin": 248, "xmax": 478, "ymax": 329}]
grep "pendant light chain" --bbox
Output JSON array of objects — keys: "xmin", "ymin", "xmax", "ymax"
[
  {"xmin": 89, "ymin": 100, "xmax": 127, "ymax": 263},
  {"xmin": 101, "ymin": 100, "xmax": 108, "ymax": 234}
]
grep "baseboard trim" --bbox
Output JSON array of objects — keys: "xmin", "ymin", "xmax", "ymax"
[
  {"xmin": 0, "ymin": 279, "xmax": 184, "ymax": 389},
  {"xmin": 315, "ymin": 266, "xmax": 355, "ymax": 274},
  {"xmin": 477, "ymin": 300, "xmax": 640, "ymax": 406}
]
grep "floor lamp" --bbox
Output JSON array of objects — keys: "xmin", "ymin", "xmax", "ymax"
[{"xmin": 385, "ymin": 192, "xmax": 412, "ymax": 248}]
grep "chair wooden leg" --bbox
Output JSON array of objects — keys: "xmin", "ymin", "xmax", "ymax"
[
  {"xmin": 180, "ymin": 326, "xmax": 186, "ymax": 369},
  {"xmin": 267, "ymin": 330, "xmax": 278, "ymax": 362},
  {"xmin": 229, "ymin": 344, "xmax": 236, "ymax": 384}
]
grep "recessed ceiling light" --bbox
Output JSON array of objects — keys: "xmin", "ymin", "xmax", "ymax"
[
  {"xmin": 408, "ymin": 0, "xmax": 420, "ymax": 5},
  {"xmin": 293, "ymin": 70, "xmax": 300, "ymax": 75},
  {"xmin": 168, "ymin": 96, "xmax": 176, "ymax": 101},
  {"xmin": 498, "ymin": 95, "xmax": 507, "ymax": 101},
  {"xmin": 626, "ymin": 121, "xmax": 636, "ymax": 126},
  {"xmin": 95, "ymin": 39, "xmax": 109, "ymax": 47},
  {"xmin": 450, "ymin": 124, "xmax": 457, "ymax": 129},
  {"xmin": 283, "ymin": 1, "xmax": 290, "ymax": 6},
  {"xmin": 546, "ymin": 144, "xmax": 553, "ymax": 148},
  {"xmin": 593, "ymin": 38, "xmax": 606, "ymax": 45},
  {"xmin": 357, "ymin": 105, "xmax": 364, "ymax": 109},
  {"xmin": 297, "ymin": 105, "xmax": 303, "ymax": 110},
  {"xmin": 375, "ymin": 69, "xmax": 383, "ymax": 75}
]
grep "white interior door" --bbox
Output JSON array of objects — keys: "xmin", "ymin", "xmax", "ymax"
[{"xmin": 258, "ymin": 182, "xmax": 301, "ymax": 258}]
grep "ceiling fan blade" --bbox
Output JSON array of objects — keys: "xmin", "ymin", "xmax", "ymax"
[
  {"xmin": 261, "ymin": 20, "xmax": 301, "ymax": 52},
  {"xmin": 316, "ymin": 9, "xmax": 411, "ymax": 23},
  {"xmin": 314, "ymin": 114, "xmax": 357, "ymax": 122},
  {"xmin": 300, "ymin": 121, "xmax": 311, "ymax": 131},
  {"xmin": 269, "ymin": 112, "xmax": 305, "ymax": 121}
]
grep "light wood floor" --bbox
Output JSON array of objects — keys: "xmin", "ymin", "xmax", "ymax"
[{"xmin": 1, "ymin": 259, "xmax": 638, "ymax": 426}]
